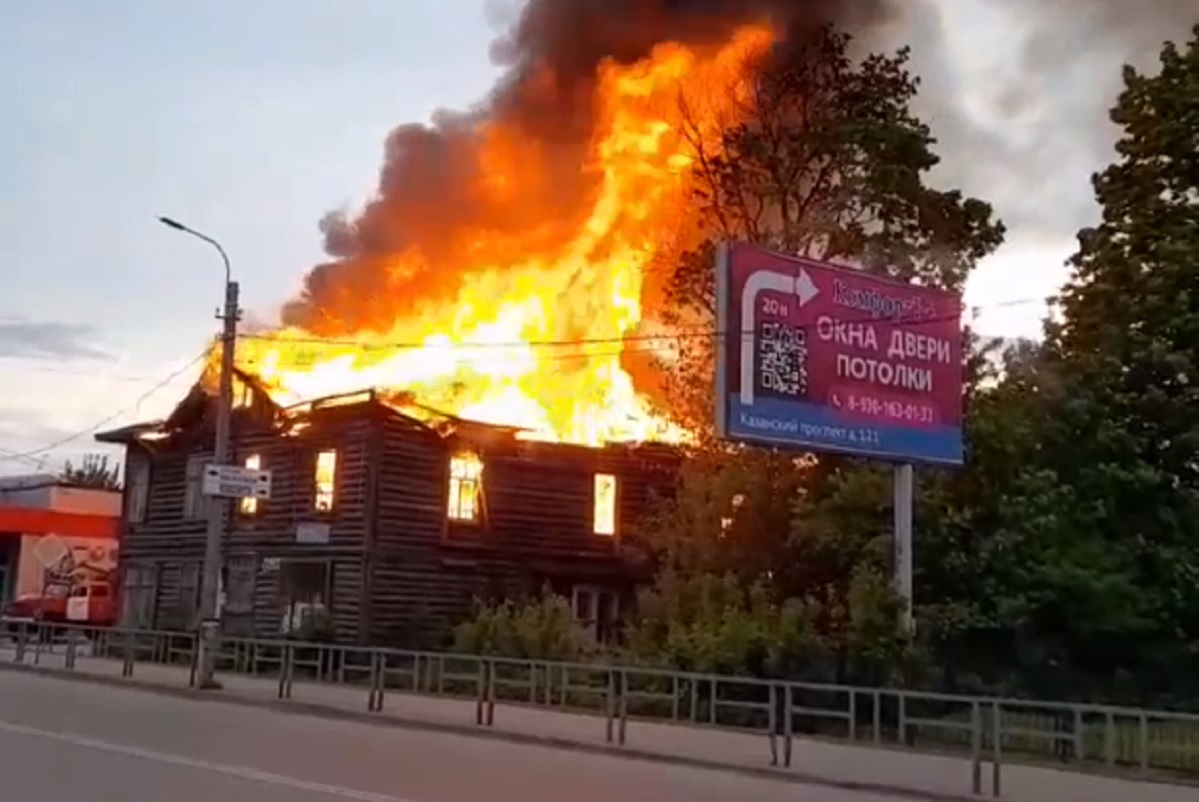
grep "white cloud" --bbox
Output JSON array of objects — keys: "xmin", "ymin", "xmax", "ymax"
[
  {"xmin": 0, "ymin": 319, "xmax": 113, "ymax": 361},
  {"xmin": 0, "ymin": 353, "xmax": 205, "ymax": 477}
]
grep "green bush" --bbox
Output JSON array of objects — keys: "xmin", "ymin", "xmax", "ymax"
[
  {"xmin": 620, "ymin": 571, "xmax": 826, "ymax": 677},
  {"xmin": 453, "ymin": 592, "xmax": 590, "ymax": 661}
]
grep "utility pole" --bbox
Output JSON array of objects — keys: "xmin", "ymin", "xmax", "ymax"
[{"xmin": 159, "ymin": 216, "xmax": 238, "ymax": 690}]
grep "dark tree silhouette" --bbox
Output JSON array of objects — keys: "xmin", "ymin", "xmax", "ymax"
[{"xmin": 60, "ymin": 453, "xmax": 121, "ymax": 491}]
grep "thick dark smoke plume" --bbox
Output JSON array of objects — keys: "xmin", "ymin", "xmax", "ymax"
[
  {"xmin": 282, "ymin": 0, "xmax": 892, "ymax": 334},
  {"xmin": 284, "ymin": 0, "xmax": 1198, "ymax": 334}
]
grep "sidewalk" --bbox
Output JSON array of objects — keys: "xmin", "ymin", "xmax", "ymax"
[{"xmin": 2, "ymin": 646, "xmax": 1195, "ymax": 802}]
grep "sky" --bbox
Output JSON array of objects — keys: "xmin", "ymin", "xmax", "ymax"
[{"xmin": 0, "ymin": 0, "xmax": 1187, "ymax": 476}]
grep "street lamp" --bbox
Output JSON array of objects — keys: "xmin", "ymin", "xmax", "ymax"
[{"xmin": 158, "ymin": 215, "xmax": 239, "ymax": 690}]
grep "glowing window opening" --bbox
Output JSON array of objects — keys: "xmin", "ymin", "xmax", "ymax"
[
  {"xmin": 448, "ymin": 453, "xmax": 483, "ymax": 523},
  {"xmin": 593, "ymin": 473, "xmax": 617, "ymax": 536},
  {"xmin": 314, "ymin": 450, "xmax": 337, "ymax": 512}
]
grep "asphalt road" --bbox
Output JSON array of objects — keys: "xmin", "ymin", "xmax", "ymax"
[{"xmin": 0, "ymin": 671, "xmax": 901, "ymax": 802}]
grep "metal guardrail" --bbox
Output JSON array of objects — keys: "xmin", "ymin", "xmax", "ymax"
[{"xmin": 4, "ymin": 618, "xmax": 1199, "ymax": 797}]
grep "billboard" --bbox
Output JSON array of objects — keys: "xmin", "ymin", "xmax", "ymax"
[{"xmin": 714, "ymin": 242, "xmax": 963, "ymax": 465}]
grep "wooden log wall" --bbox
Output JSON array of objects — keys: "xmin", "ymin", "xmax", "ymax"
[
  {"xmin": 110, "ymin": 392, "xmax": 682, "ymax": 645},
  {"xmin": 125, "ymin": 444, "xmax": 206, "ymax": 558},
  {"xmin": 225, "ymin": 402, "xmax": 376, "ymax": 641},
  {"xmin": 117, "ymin": 398, "xmax": 384, "ymax": 641},
  {"xmin": 362, "ymin": 420, "xmax": 682, "ymax": 648},
  {"xmin": 227, "ymin": 405, "xmax": 373, "ymax": 553},
  {"xmin": 450, "ymin": 435, "xmax": 681, "ymax": 557},
  {"xmin": 366, "ymin": 413, "xmax": 486, "ymax": 647}
]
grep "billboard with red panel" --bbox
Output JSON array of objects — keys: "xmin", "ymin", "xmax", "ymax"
[{"xmin": 714, "ymin": 242, "xmax": 964, "ymax": 465}]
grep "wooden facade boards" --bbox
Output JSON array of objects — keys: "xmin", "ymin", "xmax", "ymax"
[{"xmin": 97, "ymin": 386, "xmax": 679, "ymax": 647}]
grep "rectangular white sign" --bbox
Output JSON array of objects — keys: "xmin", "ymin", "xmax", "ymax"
[
  {"xmin": 202, "ymin": 463, "xmax": 272, "ymax": 500},
  {"xmin": 295, "ymin": 522, "xmax": 330, "ymax": 544}
]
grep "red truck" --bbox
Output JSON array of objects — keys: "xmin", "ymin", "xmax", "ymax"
[
  {"xmin": 0, "ymin": 503, "xmax": 121, "ymax": 634},
  {"xmin": 3, "ymin": 575, "xmax": 117, "ymax": 633}
]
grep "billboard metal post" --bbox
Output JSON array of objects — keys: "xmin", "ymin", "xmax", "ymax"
[{"xmin": 893, "ymin": 463, "xmax": 914, "ymax": 632}]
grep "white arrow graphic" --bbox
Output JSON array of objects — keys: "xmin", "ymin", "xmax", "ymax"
[
  {"xmin": 795, "ymin": 267, "xmax": 819, "ymax": 306},
  {"xmin": 739, "ymin": 267, "xmax": 820, "ymax": 406}
]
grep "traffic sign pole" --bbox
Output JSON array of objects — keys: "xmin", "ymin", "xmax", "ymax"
[
  {"xmin": 157, "ymin": 216, "xmax": 238, "ymax": 692},
  {"xmin": 197, "ymin": 278, "xmax": 239, "ymax": 691}
]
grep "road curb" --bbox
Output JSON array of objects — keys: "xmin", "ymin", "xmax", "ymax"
[{"xmin": 0, "ymin": 660, "xmax": 979, "ymax": 802}]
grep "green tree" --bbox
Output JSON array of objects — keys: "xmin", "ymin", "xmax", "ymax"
[
  {"xmin": 60, "ymin": 453, "xmax": 121, "ymax": 491},
  {"xmin": 912, "ymin": 338, "xmax": 1067, "ymax": 693},
  {"xmin": 642, "ymin": 447, "xmax": 807, "ymax": 582},
  {"xmin": 641, "ymin": 24, "xmax": 1006, "ymax": 682},
  {"xmin": 660, "ymin": 24, "xmax": 1004, "ymax": 429},
  {"xmin": 1020, "ymin": 27, "xmax": 1199, "ymax": 702}
]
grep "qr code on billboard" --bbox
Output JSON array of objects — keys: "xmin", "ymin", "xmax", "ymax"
[{"xmin": 757, "ymin": 321, "xmax": 808, "ymax": 397}]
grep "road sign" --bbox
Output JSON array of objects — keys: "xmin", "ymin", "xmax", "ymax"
[
  {"xmin": 714, "ymin": 241, "xmax": 964, "ymax": 465},
  {"xmin": 202, "ymin": 463, "xmax": 272, "ymax": 500}
]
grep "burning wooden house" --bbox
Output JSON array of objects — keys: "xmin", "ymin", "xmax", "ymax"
[{"xmin": 95, "ymin": 372, "xmax": 680, "ymax": 646}]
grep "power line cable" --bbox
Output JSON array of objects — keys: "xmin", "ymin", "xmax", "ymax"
[
  {"xmin": 0, "ymin": 351, "xmax": 209, "ymax": 463},
  {"xmin": 0, "ymin": 359, "xmax": 159, "ymax": 382},
  {"xmin": 0, "ymin": 357, "xmax": 157, "ymax": 381},
  {"xmin": 0, "ymin": 445, "xmax": 67, "ymax": 472},
  {"xmin": 234, "ymin": 297, "xmax": 1042, "ymax": 354},
  {"xmin": 0, "ymin": 297, "xmax": 1042, "ymax": 462}
]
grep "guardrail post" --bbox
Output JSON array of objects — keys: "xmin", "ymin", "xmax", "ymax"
[
  {"xmin": 121, "ymin": 629, "xmax": 135, "ymax": 678},
  {"xmin": 32, "ymin": 622, "xmax": 44, "ymax": 665},
  {"xmin": 1104, "ymin": 711, "xmax": 1115, "ymax": 767},
  {"xmin": 991, "ymin": 701, "xmax": 1003, "ymax": 797},
  {"xmin": 1073, "ymin": 707, "xmax": 1084, "ymax": 763},
  {"xmin": 485, "ymin": 658, "xmax": 496, "ymax": 725},
  {"xmin": 848, "ymin": 689, "xmax": 857, "ymax": 742},
  {"xmin": 970, "ymin": 701, "xmax": 982, "ymax": 796},
  {"xmin": 280, "ymin": 643, "xmax": 295, "ymax": 700},
  {"xmin": 671, "ymin": 675, "xmax": 680, "ymax": 721},
  {"xmin": 783, "ymin": 683, "xmax": 794, "ymax": 768},
  {"xmin": 367, "ymin": 650, "xmax": 384, "ymax": 712},
  {"xmin": 14, "ymin": 621, "xmax": 27, "ymax": 663},
  {"xmin": 1139, "ymin": 713, "xmax": 1149, "ymax": 773},
  {"xmin": 768, "ymin": 683, "xmax": 779, "ymax": 767},
  {"xmin": 65, "ymin": 628, "xmax": 79, "ymax": 670},
  {"xmin": 474, "ymin": 658, "xmax": 487, "ymax": 725},
  {"xmin": 188, "ymin": 633, "xmax": 200, "ymax": 687},
  {"xmin": 689, "ymin": 677, "xmax": 698, "ymax": 723},
  {"xmin": 617, "ymin": 670, "xmax": 628, "ymax": 746},
  {"xmin": 605, "ymin": 669, "xmax": 617, "ymax": 744},
  {"xmin": 872, "ymin": 689, "xmax": 881, "ymax": 744},
  {"xmin": 898, "ymin": 692, "xmax": 908, "ymax": 746},
  {"xmin": 485, "ymin": 658, "xmax": 496, "ymax": 726}
]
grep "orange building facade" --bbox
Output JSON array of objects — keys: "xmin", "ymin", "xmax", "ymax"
[{"xmin": 0, "ymin": 476, "xmax": 120, "ymax": 605}]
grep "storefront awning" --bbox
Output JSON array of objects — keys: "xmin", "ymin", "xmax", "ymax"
[{"xmin": 0, "ymin": 507, "xmax": 118, "ymax": 539}]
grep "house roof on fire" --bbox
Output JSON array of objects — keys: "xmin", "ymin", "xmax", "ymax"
[
  {"xmin": 93, "ymin": 368, "xmax": 674, "ymax": 457},
  {"xmin": 95, "ymin": 368, "xmax": 511, "ymax": 443}
]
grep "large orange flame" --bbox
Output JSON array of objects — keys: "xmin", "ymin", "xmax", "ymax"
[{"xmin": 234, "ymin": 24, "xmax": 774, "ymax": 446}]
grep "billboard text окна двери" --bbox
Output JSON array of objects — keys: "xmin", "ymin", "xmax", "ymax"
[{"xmin": 714, "ymin": 242, "xmax": 963, "ymax": 466}]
